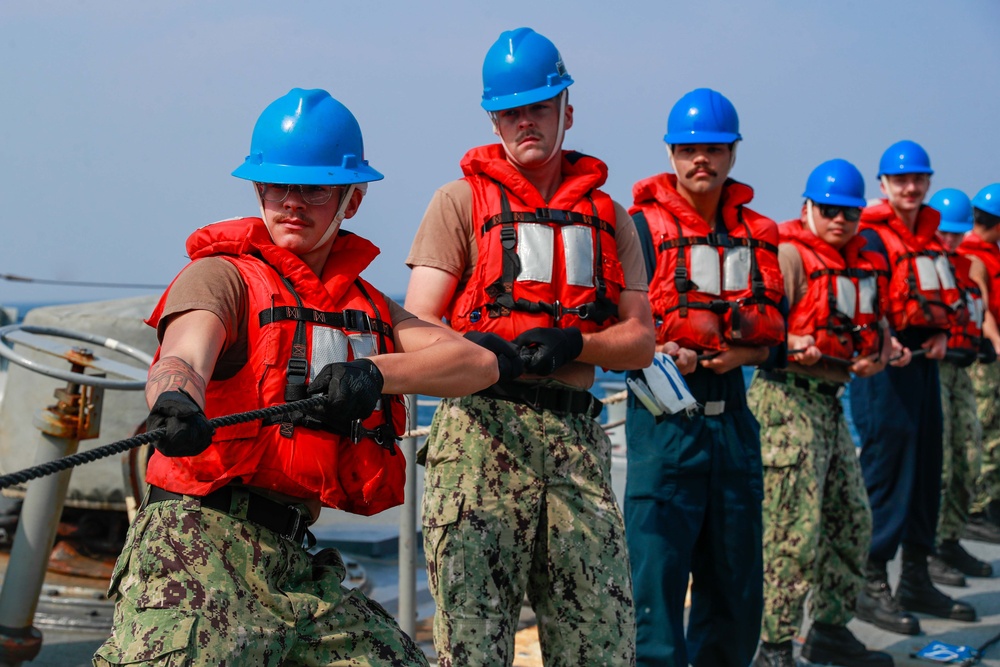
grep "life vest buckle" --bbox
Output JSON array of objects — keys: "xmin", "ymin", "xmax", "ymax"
[
  {"xmin": 534, "ymin": 207, "xmax": 568, "ymax": 223},
  {"xmin": 342, "ymin": 309, "xmax": 373, "ymax": 333},
  {"xmin": 552, "ymin": 300, "xmax": 566, "ymax": 321},
  {"xmin": 349, "ymin": 420, "xmax": 398, "ymax": 452},
  {"xmin": 286, "ymin": 357, "xmax": 309, "ymax": 387},
  {"xmin": 500, "ymin": 226, "xmax": 517, "ymax": 249},
  {"xmin": 708, "ymin": 300, "xmax": 732, "ymax": 315}
]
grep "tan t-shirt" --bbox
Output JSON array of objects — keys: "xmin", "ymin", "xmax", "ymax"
[
  {"xmin": 406, "ymin": 179, "xmax": 648, "ymax": 291},
  {"xmin": 405, "ymin": 178, "xmax": 647, "ymax": 390},
  {"xmin": 157, "ymin": 257, "xmax": 415, "ymax": 380},
  {"xmin": 779, "ymin": 243, "xmax": 852, "ymax": 384}
]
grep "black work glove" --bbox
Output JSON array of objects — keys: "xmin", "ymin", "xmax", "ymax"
[
  {"xmin": 306, "ymin": 359, "xmax": 385, "ymax": 424},
  {"xmin": 512, "ymin": 326, "xmax": 584, "ymax": 376},
  {"xmin": 463, "ymin": 331, "xmax": 524, "ymax": 383},
  {"xmin": 147, "ymin": 389, "xmax": 215, "ymax": 458}
]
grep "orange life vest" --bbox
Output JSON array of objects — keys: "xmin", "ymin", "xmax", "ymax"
[
  {"xmin": 860, "ymin": 201, "xmax": 959, "ymax": 332},
  {"xmin": 631, "ymin": 174, "xmax": 785, "ymax": 352},
  {"xmin": 959, "ymin": 231, "xmax": 1000, "ymax": 320},
  {"xmin": 780, "ymin": 220, "xmax": 889, "ymax": 360},
  {"xmin": 945, "ymin": 251, "xmax": 985, "ymax": 365},
  {"xmin": 446, "ymin": 144, "xmax": 624, "ymax": 339},
  {"xmin": 145, "ymin": 218, "xmax": 407, "ymax": 516}
]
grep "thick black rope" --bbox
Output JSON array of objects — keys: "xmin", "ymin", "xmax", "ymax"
[{"xmin": 0, "ymin": 395, "xmax": 326, "ymax": 490}]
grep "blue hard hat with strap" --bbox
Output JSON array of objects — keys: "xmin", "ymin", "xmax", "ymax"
[
  {"xmin": 232, "ymin": 88, "xmax": 383, "ymax": 185},
  {"xmin": 803, "ymin": 159, "xmax": 867, "ymax": 208},
  {"xmin": 481, "ymin": 27, "xmax": 573, "ymax": 112}
]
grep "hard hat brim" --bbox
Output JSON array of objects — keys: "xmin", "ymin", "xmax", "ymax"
[
  {"xmin": 937, "ymin": 221, "xmax": 974, "ymax": 234},
  {"xmin": 664, "ymin": 131, "xmax": 741, "ymax": 145},
  {"xmin": 877, "ymin": 166, "xmax": 934, "ymax": 177},
  {"xmin": 232, "ymin": 162, "xmax": 384, "ymax": 185},
  {"xmin": 481, "ymin": 80, "xmax": 572, "ymax": 112},
  {"xmin": 804, "ymin": 193, "xmax": 868, "ymax": 209}
]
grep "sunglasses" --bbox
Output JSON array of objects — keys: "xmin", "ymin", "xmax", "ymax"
[{"xmin": 817, "ymin": 204, "xmax": 862, "ymax": 222}]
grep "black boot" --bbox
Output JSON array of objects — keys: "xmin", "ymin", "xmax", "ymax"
[
  {"xmin": 938, "ymin": 539, "xmax": 993, "ymax": 577},
  {"xmin": 964, "ymin": 512, "xmax": 1000, "ymax": 544},
  {"xmin": 854, "ymin": 558, "xmax": 920, "ymax": 635},
  {"xmin": 897, "ymin": 547, "xmax": 977, "ymax": 621},
  {"xmin": 753, "ymin": 640, "xmax": 795, "ymax": 667},
  {"xmin": 801, "ymin": 622, "xmax": 894, "ymax": 666},
  {"xmin": 927, "ymin": 554, "xmax": 966, "ymax": 587}
]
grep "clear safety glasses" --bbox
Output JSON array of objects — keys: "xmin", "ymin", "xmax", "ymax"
[{"xmin": 256, "ymin": 183, "xmax": 339, "ymax": 206}]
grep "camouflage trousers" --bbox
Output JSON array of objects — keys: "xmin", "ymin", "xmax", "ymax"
[
  {"xmin": 94, "ymin": 493, "xmax": 427, "ymax": 667},
  {"xmin": 938, "ymin": 361, "xmax": 983, "ymax": 541},
  {"xmin": 971, "ymin": 361, "xmax": 1000, "ymax": 514},
  {"xmin": 422, "ymin": 394, "xmax": 635, "ymax": 667},
  {"xmin": 747, "ymin": 376, "xmax": 871, "ymax": 644}
]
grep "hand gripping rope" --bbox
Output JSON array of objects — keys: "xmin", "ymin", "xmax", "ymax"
[{"xmin": 0, "ymin": 396, "xmax": 326, "ymax": 491}]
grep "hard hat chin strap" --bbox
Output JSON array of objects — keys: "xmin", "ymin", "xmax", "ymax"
[
  {"xmin": 309, "ymin": 184, "xmax": 362, "ymax": 252},
  {"xmin": 806, "ymin": 200, "xmax": 820, "ymax": 237}
]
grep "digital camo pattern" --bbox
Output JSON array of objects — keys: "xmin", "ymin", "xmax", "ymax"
[
  {"xmin": 94, "ymin": 497, "xmax": 427, "ymax": 667},
  {"xmin": 748, "ymin": 377, "xmax": 871, "ymax": 644},
  {"xmin": 971, "ymin": 361, "xmax": 1000, "ymax": 515},
  {"xmin": 422, "ymin": 394, "xmax": 635, "ymax": 667},
  {"xmin": 938, "ymin": 361, "xmax": 983, "ymax": 541}
]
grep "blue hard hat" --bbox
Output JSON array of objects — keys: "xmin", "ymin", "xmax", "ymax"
[
  {"xmin": 232, "ymin": 88, "xmax": 383, "ymax": 185},
  {"xmin": 877, "ymin": 140, "xmax": 933, "ymax": 177},
  {"xmin": 481, "ymin": 28, "xmax": 573, "ymax": 112},
  {"xmin": 973, "ymin": 183, "xmax": 1000, "ymax": 218},
  {"xmin": 663, "ymin": 88, "xmax": 741, "ymax": 145},
  {"xmin": 929, "ymin": 188, "xmax": 974, "ymax": 233},
  {"xmin": 803, "ymin": 159, "xmax": 867, "ymax": 208}
]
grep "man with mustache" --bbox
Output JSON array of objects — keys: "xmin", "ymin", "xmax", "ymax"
[
  {"xmin": 624, "ymin": 88, "xmax": 785, "ymax": 667},
  {"xmin": 749, "ymin": 159, "xmax": 896, "ymax": 667},
  {"xmin": 94, "ymin": 88, "xmax": 498, "ymax": 666},
  {"xmin": 851, "ymin": 141, "xmax": 976, "ymax": 636},
  {"xmin": 404, "ymin": 27, "xmax": 655, "ymax": 666}
]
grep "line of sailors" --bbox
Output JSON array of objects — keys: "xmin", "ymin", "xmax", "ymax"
[{"xmin": 618, "ymin": 101, "xmax": 1000, "ymax": 665}]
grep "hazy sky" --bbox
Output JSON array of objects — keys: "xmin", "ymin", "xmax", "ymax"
[{"xmin": 2, "ymin": 1, "xmax": 998, "ymax": 308}]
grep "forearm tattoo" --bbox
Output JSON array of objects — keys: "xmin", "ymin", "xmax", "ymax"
[{"xmin": 146, "ymin": 356, "xmax": 208, "ymax": 408}]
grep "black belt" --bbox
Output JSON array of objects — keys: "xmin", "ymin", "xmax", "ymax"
[
  {"xmin": 476, "ymin": 383, "xmax": 603, "ymax": 419},
  {"xmin": 760, "ymin": 370, "xmax": 846, "ymax": 398},
  {"xmin": 147, "ymin": 485, "xmax": 313, "ymax": 547}
]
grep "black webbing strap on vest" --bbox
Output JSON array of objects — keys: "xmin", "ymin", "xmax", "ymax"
[
  {"xmin": 481, "ymin": 181, "xmax": 618, "ymax": 324},
  {"xmin": 807, "ymin": 251, "xmax": 865, "ymax": 348},
  {"xmin": 258, "ymin": 278, "xmax": 398, "ymax": 450},
  {"xmin": 259, "ymin": 307, "xmax": 393, "ymax": 338},
  {"xmin": 806, "ymin": 253, "xmax": 890, "ymax": 353},
  {"xmin": 263, "ymin": 277, "xmax": 309, "ymax": 438},
  {"xmin": 658, "ymin": 208, "xmax": 780, "ymax": 337},
  {"xmin": 351, "ymin": 280, "xmax": 399, "ymax": 451},
  {"xmin": 896, "ymin": 249, "xmax": 954, "ymax": 321}
]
